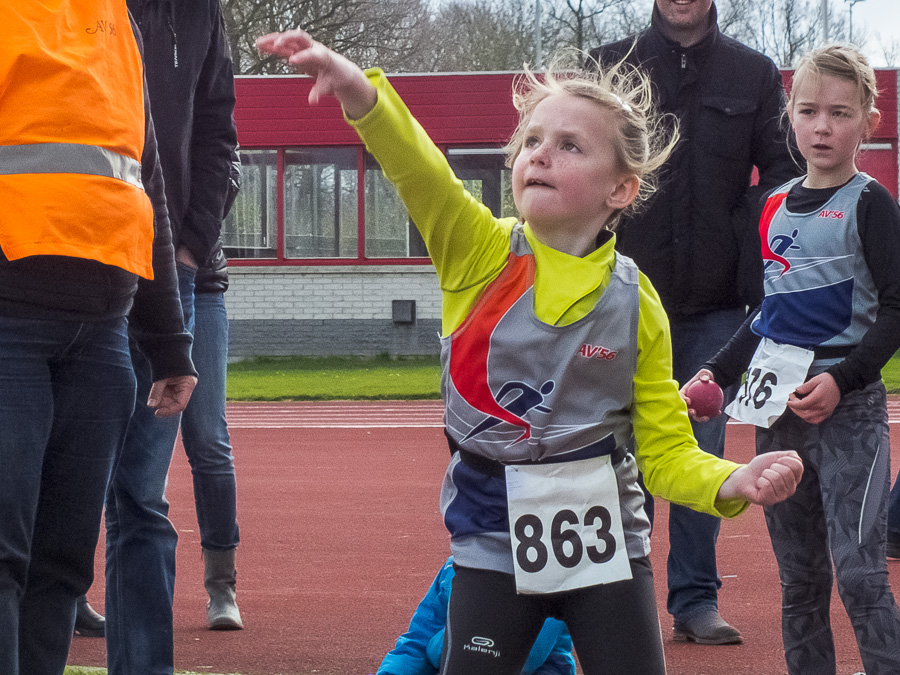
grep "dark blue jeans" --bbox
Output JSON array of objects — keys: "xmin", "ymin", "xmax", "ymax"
[
  {"xmin": 663, "ymin": 307, "xmax": 746, "ymax": 621},
  {"xmin": 105, "ymin": 263, "xmax": 195, "ymax": 675},
  {"xmin": 180, "ymin": 290, "xmax": 239, "ymax": 551},
  {"xmin": 0, "ymin": 315, "xmax": 134, "ymax": 675}
]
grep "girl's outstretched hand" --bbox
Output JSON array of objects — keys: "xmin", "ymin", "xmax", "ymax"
[
  {"xmin": 255, "ymin": 29, "xmax": 377, "ymax": 120},
  {"xmin": 717, "ymin": 451, "xmax": 803, "ymax": 506}
]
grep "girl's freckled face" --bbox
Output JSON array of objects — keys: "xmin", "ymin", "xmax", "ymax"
[{"xmin": 512, "ymin": 93, "xmax": 625, "ymax": 239}]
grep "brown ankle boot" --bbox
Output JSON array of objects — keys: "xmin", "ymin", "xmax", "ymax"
[{"xmin": 203, "ymin": 548, "xmax": 243, "ymax": 630}]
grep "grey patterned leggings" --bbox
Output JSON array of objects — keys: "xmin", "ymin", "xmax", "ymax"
[{"xmin": 757, "ymin": 380, "xmax": 900, "ymax": 675}]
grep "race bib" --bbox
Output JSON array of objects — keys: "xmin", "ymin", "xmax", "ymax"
[
  {"xmin": 505, "ymin": 454, "xmax": 632, "ymax": 595},
  {"xmin": 725, "ymin": 337, "xmax": 814, "ymax": 428}
]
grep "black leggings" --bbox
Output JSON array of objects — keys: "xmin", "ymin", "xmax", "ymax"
[{"xmin": 440, "ymin": 557, "xmax": 665, "ymax": 675}]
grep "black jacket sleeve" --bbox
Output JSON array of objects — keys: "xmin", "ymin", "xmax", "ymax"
[
  {"xmin": 826, "ymin": 183, "xmax": 900, "ymax": 394},
  {"xmin": 127, "ymin": 11, "xmax": 195, "ymax": 382},
  {"xmin": 178, "ymin": 2, "xmax": 238, "ymax": 264}
]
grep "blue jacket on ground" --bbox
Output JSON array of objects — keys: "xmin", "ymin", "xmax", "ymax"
[{"xmin": 376, "ymin": 557, "xmax": 576, "ymax": 675}]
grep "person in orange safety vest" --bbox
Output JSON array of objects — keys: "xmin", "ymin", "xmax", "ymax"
[{"xmin": 0, "ymin": 3, "xmax": 196, "ymax": 673}]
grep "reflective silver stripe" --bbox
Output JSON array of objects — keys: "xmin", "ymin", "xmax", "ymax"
[{"xmin": 0, "ymin": 143, "xmax": 144, "ymax": 189}]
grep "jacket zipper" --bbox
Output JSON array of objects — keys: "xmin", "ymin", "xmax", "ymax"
[
  {"xmin": 165, "ymin": 16, "xmax": 178, "ymax": 68},
  {"xmin": 681, "ymin": 53, "xmax": 687, "ymax": 70}
]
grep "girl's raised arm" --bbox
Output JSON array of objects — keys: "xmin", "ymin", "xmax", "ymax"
[{"xmin": 255, "ymin": 29, "xmax": 376, "ymax": 120}]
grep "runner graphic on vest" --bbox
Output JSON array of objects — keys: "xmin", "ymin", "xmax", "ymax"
[
  {"xmin": 763, "ymin": 228, "xmax": 800, "ymax": 274},
  {"xmin": 462, "ymin": 379, "xmax": 555, "ymax": 442}
]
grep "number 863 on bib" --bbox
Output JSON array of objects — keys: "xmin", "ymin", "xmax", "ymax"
[{"xmin": 505, "ymin": 454, "xmax": 633, "ymax": 594}]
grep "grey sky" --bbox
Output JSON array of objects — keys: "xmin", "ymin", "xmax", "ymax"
[{"xmin": 847, "ymin": 0, "xmax": 900, "ymax": 66}]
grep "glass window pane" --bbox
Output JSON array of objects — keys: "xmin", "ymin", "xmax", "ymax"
[
  {"xmin": 223, "ymin": 149, "xmax": 278, "ymax": 259},
  {"xmin": 284, "ymin": 148, "xmax": 358, "ymax": 259},
  {"xmin": 447, "ymin": 151, "xmax": 516, "ymax": 220},
  {"xmin": 364, "ymin": 152, "xmax": 418, "ymax": 258}
]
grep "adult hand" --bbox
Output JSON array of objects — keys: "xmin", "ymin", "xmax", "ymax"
[
  {"xmin": 255, "ymin": 29, "xmax": 377, "ymax": 120},
  {"xmin": 679, "ymin": 368, "xmax": 715, "ymax": 423},
  {"xmin": 786, "ymin": 372, "xmax": 841, "ymax": 424},
  {"xmin": 147, "ymin": 375, "xmax": 197, "ymax": 417},
  {"xmin": 717, "ymin": 451, "xmax": 803, "ymax": 506}
]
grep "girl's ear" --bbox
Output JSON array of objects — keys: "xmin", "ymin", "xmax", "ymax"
[
  {"xmin": 866, "ymin": 109, "xmax": 882, "ymax": 139},
  {"xmin": 606, "ymin": 174, "xmax": 640, "ymax": 211}
]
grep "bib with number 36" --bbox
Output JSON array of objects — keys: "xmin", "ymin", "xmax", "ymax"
[
  {"xmin": 505, "ymin": 454, "xmax": 632, "ymax": 595},
  {"xmin": 725, "ymin": 337, "xmax": 814, "ymax": 428}
]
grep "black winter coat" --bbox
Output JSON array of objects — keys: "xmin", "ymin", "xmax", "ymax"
[
  {"xmin": 127, "ymin": 0, "xmax": 238, "ymax": 267},
  {"xmin": 195, "ymin": 149, "xmax": 241, "ymax": 294},
  {"xmin": 591, "ymin": 7, "xmax": 801, "ymax": 317}
]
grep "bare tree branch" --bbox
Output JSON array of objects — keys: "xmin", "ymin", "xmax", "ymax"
[{"xmin": 224, "ymin": 0, "xmax": 867, "ymax": 75}]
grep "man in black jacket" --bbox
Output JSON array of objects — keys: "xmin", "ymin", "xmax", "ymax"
[
  {"xmin": 591, "ymin": 0, "xmax": 800, "ymax": 646},
  {"xmin": 103, "ymin": 0, "xmax": 238, "ymax": 672}
]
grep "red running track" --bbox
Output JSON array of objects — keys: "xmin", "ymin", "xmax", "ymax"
[{"xmin": 67, "ymin": 401, "xmax": 900, "ymax": 674}]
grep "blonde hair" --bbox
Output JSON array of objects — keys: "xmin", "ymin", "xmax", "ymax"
[
  {"xmin": 505, "ymin": 49, "xmax": 679, "ymax": 229},
  {"xmin": 789, "ymin": 44, "xmax": 878, "ymax": 116}
]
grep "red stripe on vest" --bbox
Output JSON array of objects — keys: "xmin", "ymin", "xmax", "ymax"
[
  {"xmin": 759, "ymin": 191, "xmax": 790, "ymax": 277},
  {"xmin": 449, "ymin": 252, "xmax": 535, "ymax": 441}
]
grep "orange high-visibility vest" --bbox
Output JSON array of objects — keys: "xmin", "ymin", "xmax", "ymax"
[{"xmin": 0, "ymin": 0, "xmax": 155, "ymax": 279}]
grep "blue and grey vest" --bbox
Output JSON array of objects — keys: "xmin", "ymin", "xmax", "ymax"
[
  {"xmin": 439, "ymin": 225, "xmax": 651, "ymax": 573},
  {"xmin": 753, "ymin": 173, "xmax": 878, "ymax": 354}
]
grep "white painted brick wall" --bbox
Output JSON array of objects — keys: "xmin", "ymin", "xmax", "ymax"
[{"xmin": 225, "ymin": 265, "xmax": 443, "ymax": 322}]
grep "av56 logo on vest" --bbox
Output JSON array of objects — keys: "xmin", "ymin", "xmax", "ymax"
[{"xmin": 577, "ymin": 343, "xmax": 617, "ymax": 360}]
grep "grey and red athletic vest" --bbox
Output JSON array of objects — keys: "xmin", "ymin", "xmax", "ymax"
[
  {"xmin": 439, "ymin": 225, "xmax": 651, "ymax": 573},
  {"xmin": 753, "ymin": 173, "xmax": 878, "ymax": 351}
]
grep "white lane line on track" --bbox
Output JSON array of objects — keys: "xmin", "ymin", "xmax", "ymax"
[
  {"xmin": 225, "ymin": 400, "xmax": 900, "ymax": 429},
  {"xmin": 226, "ymin": 401, "xmax": 445, "ymax": 429}
]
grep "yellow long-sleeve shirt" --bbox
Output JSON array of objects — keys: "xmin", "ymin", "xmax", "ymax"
[{"xmin": 351, "ymin": 69, "xmax": 747, "ymax": 519}]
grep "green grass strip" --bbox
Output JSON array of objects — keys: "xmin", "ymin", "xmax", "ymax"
[
  {"xmin": 882, "ymin": 356, "xmax": 900, "ymax": 394},
  {"xmin": 227, "ymin": 354, "xmax": 441, "ymax": 401}
]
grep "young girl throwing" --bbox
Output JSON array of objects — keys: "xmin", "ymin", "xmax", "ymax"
[
  {"xmin": 257, "ymin": 30, "xmax": 803, "ymax": 675},
  {"xmin": 684, "ymin": 45, "xmax": 900, "ymax": 675}
]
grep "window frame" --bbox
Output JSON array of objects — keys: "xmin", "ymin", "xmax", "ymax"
[{"xmin": 226, "ymin": 144, "xmax": 511, "ymax": 267}]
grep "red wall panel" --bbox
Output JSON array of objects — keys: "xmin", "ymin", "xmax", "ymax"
[{"xmin": 234, "ymin": 72, "xmax": 520, "ymax": 148}]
